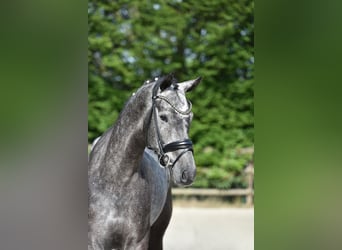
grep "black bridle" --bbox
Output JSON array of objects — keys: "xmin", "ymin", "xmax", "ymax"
[{"xmin": 147, "ymin": 79, "xmax": 194, "ymax": 168}]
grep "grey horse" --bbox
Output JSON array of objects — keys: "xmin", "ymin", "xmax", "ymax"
[{"xmin": 88, "ymin": 74, "xmax": 201, "ymax": 250}]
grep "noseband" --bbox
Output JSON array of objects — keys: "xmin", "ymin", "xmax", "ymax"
[{"xmin": 147, "ymin": 79, "xmax": 194, "ymax": 168}]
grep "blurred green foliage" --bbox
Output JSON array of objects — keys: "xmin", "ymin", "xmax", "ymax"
[{"xmin": 88, "ymin": 0, "xmax": 254, "ymax": 189}]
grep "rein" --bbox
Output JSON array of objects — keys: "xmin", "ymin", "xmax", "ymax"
[{"xmin": 147, "ymin": 78, "xmax": 194, "ymax": 168}]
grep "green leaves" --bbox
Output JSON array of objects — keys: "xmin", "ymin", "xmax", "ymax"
[{"xmin": 88, "ymin": 0, "xmax": 254, "ymax": 189}]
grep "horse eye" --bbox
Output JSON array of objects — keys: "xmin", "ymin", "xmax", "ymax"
[{"xmin": 159, "ymin": 115, "xmax": 168, "ymax": 122}]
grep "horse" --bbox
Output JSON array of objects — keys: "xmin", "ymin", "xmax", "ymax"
[{"xmin": 88, "ymin": 74, "xmax": 201, "ymax": 250}]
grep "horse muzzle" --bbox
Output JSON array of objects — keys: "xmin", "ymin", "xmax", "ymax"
[{"xmin": 180, "ymin": 169, "xmax": 196, "ymax": 186}]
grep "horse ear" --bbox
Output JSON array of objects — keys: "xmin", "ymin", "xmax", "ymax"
[
  {"xmin": 178, "ymin": 77, "xmax": 202, "ymax": 92},
  {"xmin": 159, "ymin": 73, "xmax": 177, "ymax": 91}
]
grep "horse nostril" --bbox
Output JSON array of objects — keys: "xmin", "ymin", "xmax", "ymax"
[{"xmin": 181, "ymin": 171, "xmax": 188, "ymax": 181}]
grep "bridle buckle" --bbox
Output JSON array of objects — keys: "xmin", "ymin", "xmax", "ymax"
[{"xmin": 159, "ymin": 154, "xmax": 170, "ymax": 167}]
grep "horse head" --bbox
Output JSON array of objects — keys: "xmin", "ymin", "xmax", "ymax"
[{"xmin": 146, "ymin": 74, "xmax": 201, "ymax": 186}]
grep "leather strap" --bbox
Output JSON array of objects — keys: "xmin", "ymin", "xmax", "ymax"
[
  {"xmin": 163, "ymin": 139, "xmax": 193, "ymax": 153},
  {"xmin": 149, "ymin": 77, "xmax": 194, "ymax": 168}
]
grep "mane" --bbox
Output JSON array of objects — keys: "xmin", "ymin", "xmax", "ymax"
[
  {"xmin": 143, "ymin": 74, "xmax": 178, "ymax": 87},
  {"xmin": 121, "ymin": 74, "xmax": 179, "ymax": 113}
]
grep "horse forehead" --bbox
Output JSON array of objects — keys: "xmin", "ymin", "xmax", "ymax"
[{"xmin": 162, "ymin": 89, "xmax": 188, "ymax": 109}]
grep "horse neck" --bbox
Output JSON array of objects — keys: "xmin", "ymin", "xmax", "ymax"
[{"xmin": 103, "ymin": 87, "xmax": 152, "ymax": 180}]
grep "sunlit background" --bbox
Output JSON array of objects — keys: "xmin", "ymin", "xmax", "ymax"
[
  {"xmin": 88, "ymin": 0, "xmax": 254, "ymax": 191},
  {"xmin": 88, "ymin": 1, "xmax": 254, "ymax": 249}
]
